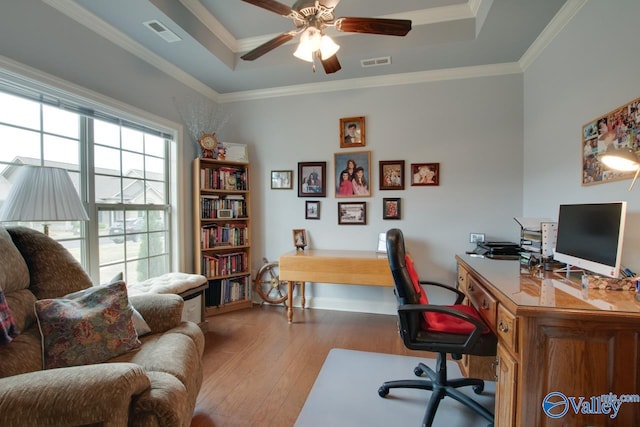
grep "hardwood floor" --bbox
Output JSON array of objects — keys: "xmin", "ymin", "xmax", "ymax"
[{"xmin": 190, "ymin": 304, "xmax": 435, "ymax": 427}]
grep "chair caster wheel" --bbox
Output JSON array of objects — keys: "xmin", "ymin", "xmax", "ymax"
[
  {"xmin": 414, "ymin": 366, "xmax": 423, "ymax": 377},
  {"xmin": 473, "ymin": 383, "xmax": 485, "ymax": 394},
  {"xmin": 378, "ymin": 386, "xmax": 389, "ymax": 397}
]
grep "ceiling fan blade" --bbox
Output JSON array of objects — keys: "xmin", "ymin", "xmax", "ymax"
[
  {"xmin": 335, "ymin": 17, "xmax": 412, "ymax": 36},
  {"xmin": 321, "ymin": 54, "xmax": 341, "ymax": 74},
  {"xmin": 241, "ymin": 33, "xmax": 295, "ymax": 61},
  {"xmin": 241, "ymin": 0, "xmax": 295, "ymax": 17}
]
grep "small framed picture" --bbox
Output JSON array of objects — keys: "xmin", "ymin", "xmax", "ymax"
[
  {"xmin": 217, "ymin": 209, "xmax": 233, "ymax": 219},
  {"xmin": 379, "ymin": 160, "xmax": 405, "ymax": 190},
  {"xmin": 271, "ymin": 170, "xmax": 293, "ymax": 189},
  {"xmin": 338, "ymin": 202, "xmax": 367, "ymax": 225},
  {"xmin": 305, "ymin": 201, "xmax": 320, "ymax": 220},
  {"xmin": 340, "ymin": 116, "xmax": 366, "ymax": 148},
  {"xmin": 383, "ymin": 198, "xmax": 401, "ymax": 220},
  {"xmin": 293, "ymin": 229, "xmax": 307, "ymax": 249},
  {"xmin": 298, "ymin": 162, "xmax": 327, "ymax": 197},
  {"xmin": 411, "ymin": 163, "xmax": 440, "ymax": 186}
]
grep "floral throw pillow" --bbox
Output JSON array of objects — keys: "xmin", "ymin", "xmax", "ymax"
[
  {"xmin": 0, "ymin": 286, "xmax": 18, "ymax": 346},
  {"xmin": 34, "ymin": 281, "xmax": 140, "ymax": 369}
]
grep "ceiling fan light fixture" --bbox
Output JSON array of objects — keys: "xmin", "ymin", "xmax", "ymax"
[
  {"xmin": 320, "ymin": 35, "xmax": 340, "ymax": 60},
  {"xmin": 293, "ymin": 27, "xmax": 325, "ymax": 63}
]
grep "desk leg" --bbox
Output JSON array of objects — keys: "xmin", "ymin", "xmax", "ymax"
[
  {"xmin": 300, "ymin": 282, "xmax": 306, "ymax": 309},
  {"xmin": 287, "ymin": 281, "xmax": 293, "ymax": 323}
]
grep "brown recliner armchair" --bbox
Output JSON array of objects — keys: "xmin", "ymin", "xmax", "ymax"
[{"xmin": 0, "ymin": 226, "xmax": 204, "ymax": 427}]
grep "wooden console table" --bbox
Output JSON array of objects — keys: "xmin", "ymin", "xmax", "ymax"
[
  {"xmin": 278, "ymin": 250, "xmax": 393, "ymax": 323},
  {"xmin": 456, "ymin": 254, "xmax": 640, "ymax": 427}
]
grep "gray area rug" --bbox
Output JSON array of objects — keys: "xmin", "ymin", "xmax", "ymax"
[{"xmin": 295, "ymin": 348, "xmax": 495, "ymax": 427}]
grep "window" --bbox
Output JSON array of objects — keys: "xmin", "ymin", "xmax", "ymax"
[{"xmin": 0, "ymin": 83, "xmax": 174, "ymax": 285}]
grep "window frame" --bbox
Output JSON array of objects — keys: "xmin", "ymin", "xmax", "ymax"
[{"xmin": 0, "ymin": 60, "xmax": 187, "ymax": 283}]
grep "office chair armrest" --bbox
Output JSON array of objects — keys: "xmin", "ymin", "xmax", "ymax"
[
  {"xmin": 417, "ymin": 280, "xmax": 466, "ymax": 304},
  {"xmin": 398, "ymin": 303, "xmax": 490, "ymax": 348}
]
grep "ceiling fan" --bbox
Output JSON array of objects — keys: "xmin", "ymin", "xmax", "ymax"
[{"xmin": 240, "ymin": 0, "xmax": 412, "ymax": 74}]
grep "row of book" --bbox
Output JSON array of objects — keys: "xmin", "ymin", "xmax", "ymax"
[
  {"xmin": 204, "ymin": 276, "xmax": 250, "ymax": 306},
  {"xmin": 200, "ymin": 195, "xmax": 246, "ymax": 219},
  {"xmin": 201, "ymin": 251, "xmax": 248, "ymax": 277},
  {"xmin": 200, "ymin": 167, "xmax": 248, "ymax": 191},
  {"xmin": 201, "ymin": 223, "xmax": 248, "ymax": 248}
]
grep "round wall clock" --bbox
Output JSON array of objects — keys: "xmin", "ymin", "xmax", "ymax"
[{"xmin": 199, "ymin": 132, "xmax": 218, "ymax": 158}]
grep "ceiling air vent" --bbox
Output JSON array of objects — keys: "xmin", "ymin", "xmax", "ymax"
[
  {"xmin": 143, "ymin": 20, "xmax": 181, "ymax": 43},
  {"xmin": 360, "ymin": 56, "xmax": 391, "ymax": 68}
]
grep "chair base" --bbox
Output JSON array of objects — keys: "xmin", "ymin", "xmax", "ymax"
[{"xmin": 378, "ymin": 353, "xmax": 494, "ymax": 427}]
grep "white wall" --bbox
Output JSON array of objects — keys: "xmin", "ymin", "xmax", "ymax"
[
  {"xmin": 224, "ymin": 75, "xmax": 524, "ymax": 313},
  {"xmin": 523, "ymin": 0, "xmax": 640, "ymax": 272}
]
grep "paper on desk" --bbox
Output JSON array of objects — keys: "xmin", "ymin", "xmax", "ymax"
[{"xmin": 514, "ymin": 217, "xmax": 554, "ymax": 231}]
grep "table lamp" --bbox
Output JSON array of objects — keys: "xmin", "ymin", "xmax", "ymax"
[
  {"xmin": 599, "ymin": 146, "xmax": 640, "ymax": 190},
  {"xmin": 0, "ymin": 165, "xmax": 89, "ymax": 235}
]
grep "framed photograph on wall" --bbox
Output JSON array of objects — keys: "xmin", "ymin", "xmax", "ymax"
[
  {"xmin": 383, "ymin": 198, "xmax": 401, "ymax": 220},
  {"xmin": 271, "ymin": 170, "xmax": 292, "ymax": 189},
  {"xmin": 411, "ymin": 163, "xmax": 440, "ymax": 186},
  {"xmin": 379, "ymin": 160, "xmax": 405, "ymax": 190},
  {"xmin": 340, "ymin": 116, "xmax": 366, "ymax": 148},
  {"xmin": 298, "ymin": 162, "xmax": 326, "ymax": 197},
  {"xmin": 305, "ymin": 201, "xmax": 320, "ymax": 219},
  {"xmin": 338, "ymin": 202, "xmax": 367, "ymax": 225},
  {"xmin": 334, "ymin": 151, "xmax": 371, "ymax": 197}
]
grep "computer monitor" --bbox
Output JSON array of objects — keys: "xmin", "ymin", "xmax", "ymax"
[{"xmin": 553, "ymin": 202, "xmax": 627, "ymax": 278}]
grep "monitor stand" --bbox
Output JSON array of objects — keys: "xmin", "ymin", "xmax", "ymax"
[{"xmin": 553, "ymin": 264, "xmax": 585, "ymax": 279}]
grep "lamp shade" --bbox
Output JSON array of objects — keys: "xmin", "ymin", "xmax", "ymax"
[
  {"xmin": 0, "ymin": 166, "xmax": 89, "ymax": 222},
  {"xmin": 599, "ymin": 146, "xmax": 640, "ymax": 172}
]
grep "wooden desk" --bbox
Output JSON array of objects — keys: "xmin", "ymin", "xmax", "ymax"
[
  {"xmin": 279, "ymin": 250, "xmax": 393, "ymax": 323},
  {"xmin": 456, "ymin": 254, "xmax": 640, "ymax": 427}
]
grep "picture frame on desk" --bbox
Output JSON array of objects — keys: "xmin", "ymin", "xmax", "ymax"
[{"xmin": 293, "ymin": 229, "xmax": 307, "ymax": 249}]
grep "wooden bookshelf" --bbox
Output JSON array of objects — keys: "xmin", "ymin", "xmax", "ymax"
[{"xmin": 193, "ymin": 158, "xmax": 252, "ymax": 316}]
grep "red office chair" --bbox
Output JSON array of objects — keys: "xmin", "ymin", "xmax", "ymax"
[{"xmin": 378, "ymin": 228, "xmax": 497, "ymax": 427}]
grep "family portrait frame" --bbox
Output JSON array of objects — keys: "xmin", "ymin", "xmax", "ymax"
[
  {"xmin": 379, "ymin": 160, "xmax": 405, "ymax": 190},
  {"xmin": 270, "ymin": 170, "xmax": 293, "ymax": 189},
  {"xmin": 383, "ymin": 198, "xmax": 401, "ymax": 220},
  {"xmin": 305, "ymin": 201, "xmax": 320, "ymax": 219},
  {"xmin": 298, "ymin": 162, "xmax": 326, "ymax": 197},
  {"xmin": 411, "ymin": 163, "xmax": 440, "ymax": 186},
  {"xmin": 334, "ymin": 151, "xmax": 371, "ymax": 198},
  {"xmin": 340, "ymin": 116, "xmax": 366, "ymax": 148},
  {"xmin": 338, "ymin": 202, "xmax": 367, "ymax": 225}
]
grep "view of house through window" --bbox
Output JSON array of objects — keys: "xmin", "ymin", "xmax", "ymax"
[{"xmin": 0, "ymin": 86, "xmax": 172, "ymax": 284}]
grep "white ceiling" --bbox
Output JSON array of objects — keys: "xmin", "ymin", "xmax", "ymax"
[{"xmin": 50, "ymin": 0, "xmax": 570, "ymax": 99}]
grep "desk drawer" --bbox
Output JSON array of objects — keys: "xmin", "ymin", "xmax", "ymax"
[
  {"xmin": 457, "ymin": 264, "xmax": 469, "ymax": 294},
  {"xmin": 497, "ymin": 304, "xmax": 517, "ymax": 353},
  {"xmin": 467, "ymin": 276, "xmax": 497, "ymax": 329}
]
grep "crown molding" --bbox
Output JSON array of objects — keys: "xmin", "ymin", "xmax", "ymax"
[
  {"xmin": 217, "ymin": 62, "xmax": 522, "ymax": 103},
  {"xmin": 43, "ymin": 0, "xmax": 220, "ymax": 101},
  {"xmin": 519, "ymin": 0, "xmax": 587, "ymax": 71},
  {"xmin": 179, "ymin": 0, "xmax": 238, "ymax": 52},
  {"xmin": 40, "ymin": 0, "xmax": 575, "ymax": 104}
]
